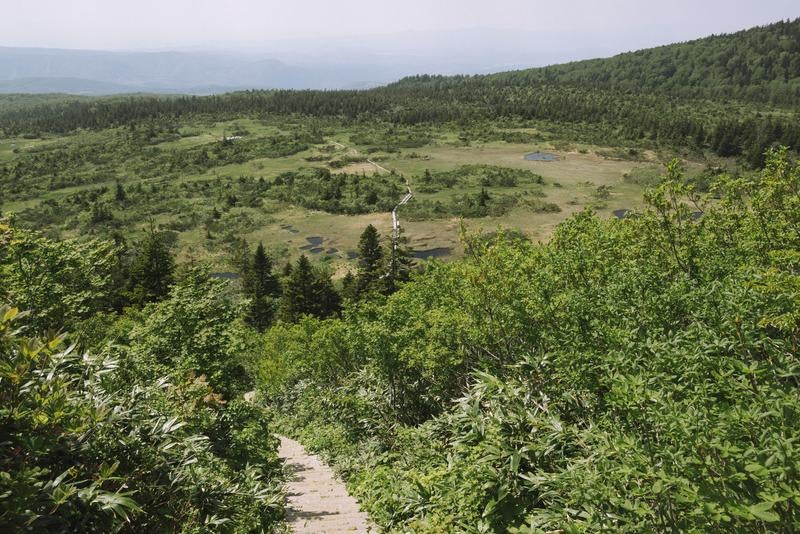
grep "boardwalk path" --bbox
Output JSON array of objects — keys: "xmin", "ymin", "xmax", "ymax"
[
  {"xmin": 332, "ymin": 140, "xmax": 413, "ymax": 249},
  {"xmin": 278, "ymin": 436, "xmax": 373, "ymax": 533}
]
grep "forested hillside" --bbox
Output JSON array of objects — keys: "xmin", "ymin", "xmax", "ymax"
[
  {"xmin": 469, "ymin": 18, "xmax": 800, "ymax": 105},
  {"xmin": 4, "ymin": 147, "xmax": 799, "ymax": 531}
]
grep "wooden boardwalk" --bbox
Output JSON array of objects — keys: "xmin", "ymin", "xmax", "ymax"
[{"xmin": 278, "ymin": 436, "xmax": 373, "ymax": 533}]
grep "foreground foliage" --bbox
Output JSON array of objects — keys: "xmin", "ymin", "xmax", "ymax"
[
  {"xmin": 263, "ymin": 149, "xmax": 800, "ymax": 532},
  {"xmin": 0, "ymin": 230, "xmax": 284, "ymax": 532}
]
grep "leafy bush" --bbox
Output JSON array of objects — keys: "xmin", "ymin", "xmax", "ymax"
[
  {"xmin": 0, "ymin": 305, "xmax": 283, "ymax": 532},
  {"xmin": 0, "ymin": 220, "xmax": 122, "ymax": 331}
]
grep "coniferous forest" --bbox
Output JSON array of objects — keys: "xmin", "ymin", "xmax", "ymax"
[{"xmin": 2, "ymin": 16, "xmax": 800, "ymax": 534}]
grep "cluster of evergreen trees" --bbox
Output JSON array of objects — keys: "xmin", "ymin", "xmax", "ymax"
[
  {"xmin": 230, "ymin": 224, "xmax": 414, "ymax": 333},
  {"xmin": 4, "ymin": 84, "xmax": 795, "ymax": 168}
]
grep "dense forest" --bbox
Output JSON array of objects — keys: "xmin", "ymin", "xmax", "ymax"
[
  {"xmin": 476, "ymin": 18, "xmax": 800, "ymax": 105},
  {"xmin": 3, "ymin": 16, "xmax": 800, "ymax": 533}
]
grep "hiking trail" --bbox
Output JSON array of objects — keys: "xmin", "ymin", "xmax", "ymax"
[{"xmin": 278, "ymin": 436, "xmax": 373, "ymax": 533}]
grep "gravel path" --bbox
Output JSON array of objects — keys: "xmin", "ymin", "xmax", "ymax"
[{"xmin": 278, "ymin": 436, "xmax": 373, "ymax": 533}]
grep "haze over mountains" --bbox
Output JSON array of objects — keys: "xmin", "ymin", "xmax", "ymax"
[{"xmin": 0, "ymin": 24, "xmax": 782, "ymax": 95}]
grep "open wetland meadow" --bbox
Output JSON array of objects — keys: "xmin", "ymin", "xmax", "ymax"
[{"xmin": 0, "ymin": 116, "xmax": 720, "ymax": 274}]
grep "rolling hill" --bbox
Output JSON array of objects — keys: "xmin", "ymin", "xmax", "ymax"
[{"xmin": 395, "ymin": 18, "xmax": 800, "ymax": 105}]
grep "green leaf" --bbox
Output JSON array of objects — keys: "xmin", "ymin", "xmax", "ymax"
[{"xmin": 748, "ymin": 501, "xmax": 779, "ymax": 522}]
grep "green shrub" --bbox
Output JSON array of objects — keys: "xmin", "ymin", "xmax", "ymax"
[{"xmin": 0, "ymin": 305, "xmax": 283, "ymax": 532}]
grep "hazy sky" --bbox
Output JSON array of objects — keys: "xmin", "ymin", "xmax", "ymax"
[{"xmin": 1, "ymin": 0, "xmax": 798, "ymax": 52}]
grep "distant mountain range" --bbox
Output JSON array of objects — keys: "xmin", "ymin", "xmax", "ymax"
[
  {"xmin": 0, "ymin": 47, "xmax": 382, "ymax": 94},
  {"xmin": 2, "ymin": 21, "xmax": 797, "ymax": 98},
  {"xmin": 0, "ymin": 28, "xmax": 654, "ymax": 95}
]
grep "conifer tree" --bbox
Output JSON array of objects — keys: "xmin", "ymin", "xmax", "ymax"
[
  {"xmin": 356, "ymin": 224, "xmax": 384, "ymax": 295},
  {"xmin": 127, "ymin": 222, "xmax": 175, "ymax": 305},
  {"xmin": 340, "ymin": 271, "xmax": 358, "ymax": 301},
  {"xmin": 246, "ymin": 243, "xmax": 280, "ymax": 330},
  {"xmin": 384, "ymin": 232, "xmax": 415, "ymax": 295},
  {"xmin": 252, "ymin": 243, "xmax": 280, "ymax": 298},
  {"xmin": 279, "ymin": 255, "xmax": 316, "ymax": 322},
  {"xmin": 115, "ymin": 182, "xmax": 127, "ymax": 203},
  {"xmin": 313, "ymin": 272, "xmax": 342, "ymax": 319},
  {"xmin": 279, "ymin": 255, "xmax": 341, "ymax": 322}
]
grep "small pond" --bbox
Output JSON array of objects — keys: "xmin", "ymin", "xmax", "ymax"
[
  {"xmin": 613, "ymin": 209, "xmax": 633, "ymax": 219},
  {"xmin": 413, "ymin": 247, "xmax": 452, "ymax": 260},
  {"xmin": 524, "ymin": 152, "xmax": 558, "ymax": 162},
  {"xmin": 306, "ymin": 236, "xmax": 324, "ymax": 246}
]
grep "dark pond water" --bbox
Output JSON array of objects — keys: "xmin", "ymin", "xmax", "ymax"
[
  {"xmin": 524, "ymin": 152, "xmax": 558, "ymax": 162},
  {"xmin": 413, "ymin": 247, "xmax": 452, "ymax": 260},
  {"xmin": 346, "ymin": 251, "xmax": 358, "ymax": 260},
  {"xmin": 613, "ymin": 209, "xmax": 633, "ymax": 219},
  {"xmin": 306, "ymin": 236, "xmax": 324, "ymax": 246},
  {"xmin": 211, "ymin": 272, "xmax": 240, "ymax": 280},
  {"xmin": 691, "ymin": 211, "xmax": 703, "ymax": 220},
  {"xmin": 310, "ymin": 247, "xmax": 324, "ymax": 254}
]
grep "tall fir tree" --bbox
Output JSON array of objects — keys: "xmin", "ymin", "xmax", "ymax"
[
  {"xmin": 356, "ymin": 224, "xmax": 384, "ymax": 296},
  {"xmin": 127, "ymin": 222, "xmax": 175, "ymax": 305},
  {"xmin": 384, "ymin": 232, "xmax": 415, "ymax": 295},
  {"xmin": 279, "ymin": 255, "xmax": 340, "ymax": 322},
  {"xmin": 340, "ymin": 271, "xmax": 358, "ymax": 301},
  {"xmin": 252, "ymin": 243, "xmax": 280, "ymax": 298},
  {"xmin": 246, "ymin": 243, "xmax": 280, "ymax": 331}
]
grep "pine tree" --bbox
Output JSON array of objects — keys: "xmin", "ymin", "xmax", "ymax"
[
  {"xmin": 246, "ymin": 243, "xmax": 280, "ymax": 330},
  {"xmin": 340, "ymin": 271, "xmax": 358, "ymax": 301},
  {"xmin": 252, "ymin": 243, "xmax": 280, "ymax": 298},
  {"xmin": 278, "ymin": 255, "xmax": 316, "ymax": 322},
  {"xmin": 127, "ymin": 222, "xmax": 175, "ymax": 305},
  {"xmin": 313, "ymin": 272, "xmax": 342, "ymax": 319},
  {"xmin": 115, "ymin": 182, "xmax": 127, "ymax": 203},
  {"xmin": 385, "ymin": 232, "xmax": 415, "ymax": 295},
  {"xmin": 356, "ymin": 224, "xmax": 384, "ymax": 296},
  {"xmin": 279, "ymin": 255, "xmax": 341, "ymax": 322}
]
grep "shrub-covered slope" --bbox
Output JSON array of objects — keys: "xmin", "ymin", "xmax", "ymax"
[
  {"xmin": 263, "ymin": 149, "xmax": 800, "ymax": 532},
  {"xmin": 0, "ymin": 220, "xmax": 284, "ymax": 532}
]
